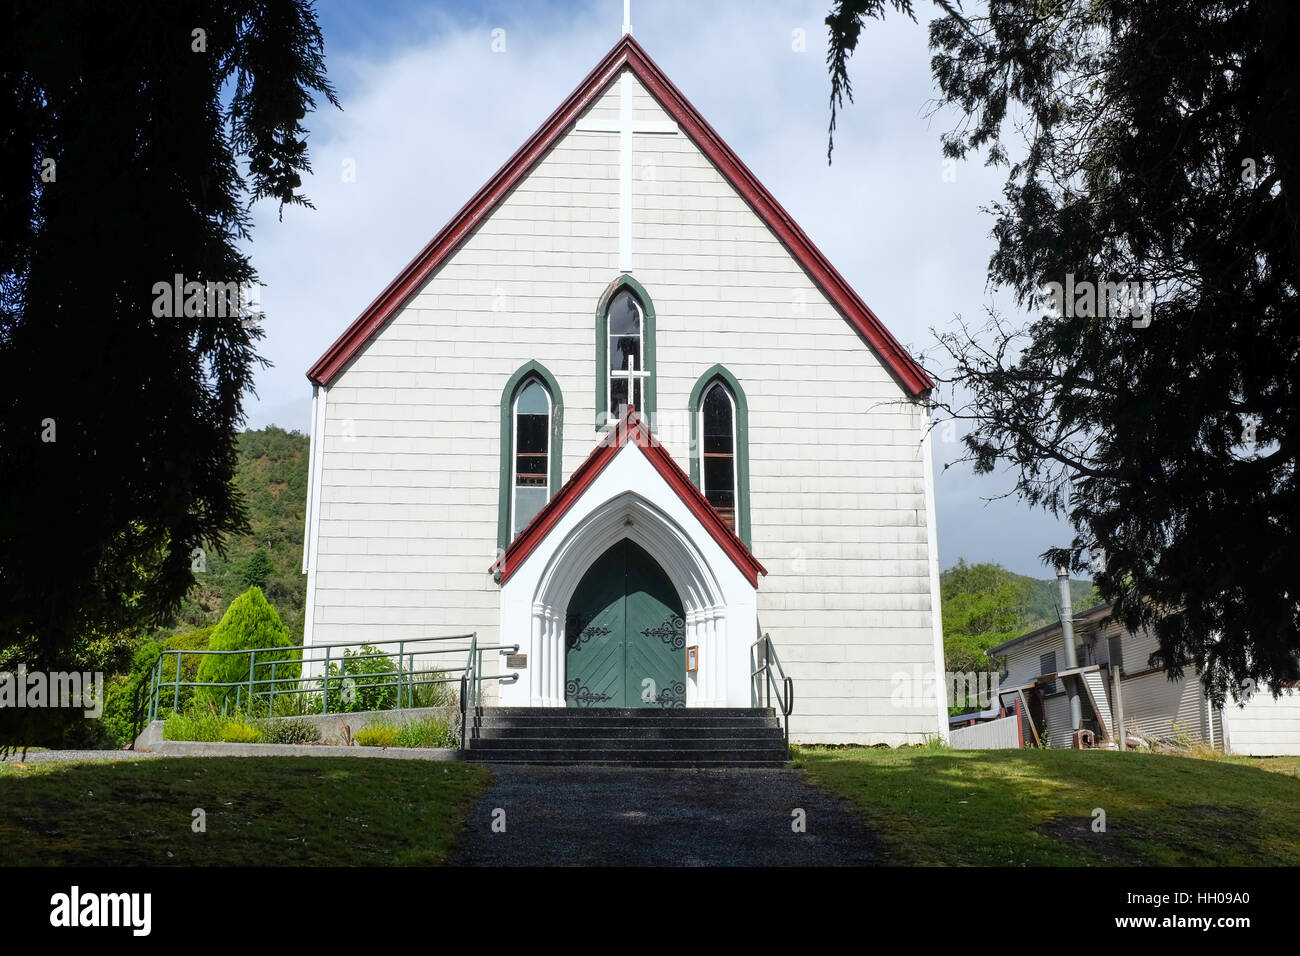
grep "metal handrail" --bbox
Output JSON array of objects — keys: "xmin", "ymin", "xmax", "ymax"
[
  {"xmin": 751, "ymin": 632, "xmax": 793, "ymax": 748},
  {"xmin": 146, "ymin": 632, "xmax": 520, "ymax": 722}
]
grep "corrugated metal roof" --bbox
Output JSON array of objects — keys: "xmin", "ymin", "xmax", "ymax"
[{"xmin": 985, "ymin": 601, "xmax": 1115, "ymax": 657}]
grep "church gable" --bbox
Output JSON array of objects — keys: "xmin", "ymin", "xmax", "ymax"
[
  {"xmin": 301, "ymin": 33, "xmax": 947, "ymax": 743},
  {"xmin": 307, "ymin": 35, "xmax": 932, "ymax": 397}
]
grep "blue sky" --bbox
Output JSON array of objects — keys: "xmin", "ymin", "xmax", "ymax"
[{"xmin": 242, "ymin": 0, "xmax": 1079, "ymax": 578}]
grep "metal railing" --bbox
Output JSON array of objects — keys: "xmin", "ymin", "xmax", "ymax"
[
  {"xmin": 751, "ymin": 632, "xmax": 793, "ymax": 747},
  {"xmin": 146, "ymin": 632, "xmax": 519, "ymax": 724},
  {"xmin": 459, "ymin": 631, "xmax": 495, "ymax": 750}
]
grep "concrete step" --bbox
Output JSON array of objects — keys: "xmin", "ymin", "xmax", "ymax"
[
  {"xmin": 471, "ymin": 707, "xmax": 776, "ymax": 719},
  {"xmin": 460, "ymin": 706, "xmax": 789, "ymax": 767},
  {"xmin": 463, "ymin": 748, "xmax": 790, "ymax": 765},
  {"xmin": 468, "ymin": 736, "xmax": 786, "ymax": 751},
  {"xmin": 468, "ymin": 724, "xmax": 784, "ymax": 740},
  {"xmin": 468, "ymin": 717, "xmax": 781, "ymax": 732}
]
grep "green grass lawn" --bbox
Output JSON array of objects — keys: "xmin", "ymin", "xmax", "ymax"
[
  {"xmin": 795, "ymin": 747, "xmax": 1300, "ymax": 866},
  {"xmin": 0, "ymin": 757, "xmax": 491, "ymax": 866}
]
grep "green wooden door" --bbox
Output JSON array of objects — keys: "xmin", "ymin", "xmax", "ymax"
[{"xmin": 565, "ymin": 539, "xmax": 686, "ymax": 708}]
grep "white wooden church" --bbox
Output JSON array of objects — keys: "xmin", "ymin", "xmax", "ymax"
[{"xmin": 299, "ymin": 32, "xmax": 946, "ymax": 744}]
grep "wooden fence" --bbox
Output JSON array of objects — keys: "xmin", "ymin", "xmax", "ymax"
[{"xmin": 949, "ymin": 713, "xmax": 1022, "ymax": 750}]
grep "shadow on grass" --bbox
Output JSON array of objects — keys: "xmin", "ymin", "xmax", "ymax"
[
  {"xmin": 0, "ymin": 757, "xmax": 490, "ymax": 866},
  {"xmin": 795, "ymin": 747, "xmax": 1300, "ymax": 866}
]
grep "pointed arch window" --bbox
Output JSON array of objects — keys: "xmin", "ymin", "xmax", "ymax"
[
  {"xmin": 690, "ymin": 366, "xmax": 751, "ymax": 546},
  {"xmin": 700, "ymin": 383, "xmax": 737, "ymax": 531},
  {"xmin": 594, "ymin": 277, "xmax": 657, "ymax": 428},
  {"xmin": 499, "ymin": 362, "xmax": 564, "ymax": 556},
  {"xmin": 607, "ymin": 289, "xmax": 645, "ymax": 418},
  {"xmin": 512, "ymin": 380, "xmax": 551, "ymax": 536}
]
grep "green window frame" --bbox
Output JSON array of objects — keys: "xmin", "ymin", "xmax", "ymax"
[
  {"xmin": 498, "ymin": 361, "xmax": 564, "ymax": 557},
  {"xmin": 594, "ymin": 275, "xmax": 657, "ymax": 429},
  {"xmin": 689, "ymin": 365, "xmax": 751, "ymax": 547}
]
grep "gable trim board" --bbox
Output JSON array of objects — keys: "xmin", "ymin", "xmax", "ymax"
[
  {"xmin": 305, "ymin": 35, "xmax": 934, "ymax": 398},
  {"xmin": 299, "ymin": 383, "xmax": 329, "ymax": 652},
  {"xmin": 492, "ymin": 409, "xmax": 766, "ymax": 589}
]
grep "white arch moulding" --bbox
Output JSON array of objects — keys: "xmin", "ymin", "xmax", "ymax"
[{"xmin": 497, "ymin": 444, "xmax": 758, "ymax": 708}]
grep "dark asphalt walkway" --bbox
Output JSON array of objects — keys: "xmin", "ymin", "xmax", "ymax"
[{"xmin": 454, "ymin": 766, "xmax": 880, "ymax": 866}]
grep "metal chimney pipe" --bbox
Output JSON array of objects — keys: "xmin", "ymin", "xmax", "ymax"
[{"xmin": 1057, "ymin": 565, "xmax": 1082, "ymax": 740}]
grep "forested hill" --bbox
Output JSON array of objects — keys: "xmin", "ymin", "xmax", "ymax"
[
  {"xmin": 1021, "ymin": 573, "xmax": 1100, "ymax": 629},
  {"xmin": 940, "ymin": 559, "xmax": 1100, "ymax": 673},
  {"xmin": 173, "ymin": 426, "xmax": 310, "ymax": 639}
]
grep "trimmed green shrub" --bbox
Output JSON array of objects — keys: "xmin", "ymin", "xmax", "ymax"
[
  {"xmin": 194, "ymin": 588, "xmax": 300, "ymax": 713},
  {"xmin": 219, "ymin": 721, "xmax": 264, "ymax": 744},
  {"xmin": 354, "ymin": 723, "xmax": 399, "ymax": 748}
]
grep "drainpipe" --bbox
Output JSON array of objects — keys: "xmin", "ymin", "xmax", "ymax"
[
  {"xmin": 1111, "ymin": 659, "xmax": 1125, "ymax": 751},
  {"xmin": 1057, "ymin": 566, "xmax": 1082, "ymax": 741}
]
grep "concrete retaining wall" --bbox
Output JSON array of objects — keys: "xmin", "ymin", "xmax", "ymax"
[
  {"xmin": 132, "ymin": 706, "xmax": 458, "ymax": 751},
  {"xmin": 153, "ymin": 741, "xmax": 461, "ymax": 760}
]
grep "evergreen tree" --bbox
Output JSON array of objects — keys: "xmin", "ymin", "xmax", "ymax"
[
  {"xmin": 826, "ymin": 0, "xmax": 1299, "ymax": 701},
  {"xmin": 242, "ymin": 549, "xmax": 274, "ymax": 590},
  {"xmin": 194, "ymin": 587, "xmax": 299, "ymax": 711},
  {"xmin": 0, "ymin": 2, "xmax": 337, "ymax": 672}
]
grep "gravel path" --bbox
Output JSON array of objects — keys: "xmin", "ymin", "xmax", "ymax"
[
  {"xmin": 454, "ymin": 766, "xmax": 880, "ymax": 866},
  {"xmin": 1, "ymin": 750, "xmax": 159, "ymax": 764}
]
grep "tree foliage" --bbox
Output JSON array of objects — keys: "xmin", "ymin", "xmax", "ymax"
[
  {"xmin": 242, "ymin": 549, "xmax": 274, "ymax": 590},
  {"xmin": 194, "ymin": 586, "xmax": 298, "ymax": 709},
  {"xmin": 175, "ymin": 426, "xmax": 310, "ymax": 639},
  {"xmin": 941, "ymin": 560, "xmax": 1029, "ymax": 673},
  {"xmin": 0, "ymin": 2, "xmax": 337, "ymax": 670},
  {"xmin": 940, "ymin": 560, "xmax": 1095, "ymax": 674},
  {"xmin": 826, "ymin": 0, "xmax": 1300, "ymax": 702}
]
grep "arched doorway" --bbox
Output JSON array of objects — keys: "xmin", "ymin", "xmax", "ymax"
[{"xmin": 565, "ymin": 538, "xmax": 686, "ymax": 708}]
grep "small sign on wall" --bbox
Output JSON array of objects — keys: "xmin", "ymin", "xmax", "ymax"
[
  {"xmin": 686, "ymin": 645, "xmax": 698, "ymax": 673},
  {"xmin": 506, "ymin": 654, "xmax": 527, "ymax": 669}
]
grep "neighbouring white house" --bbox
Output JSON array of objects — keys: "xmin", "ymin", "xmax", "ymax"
[
  {"xmin": 298, "ymin": 34, "xmax": 947, "ymax": 745},
  {"xmin": 984, "ymin": 602, "xmax": 1300, "ymax": 755}
]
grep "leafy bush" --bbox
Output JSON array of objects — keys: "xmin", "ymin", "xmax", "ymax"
[
  {"xmin": 354, "ymin": 723, "xmax": 399, "ymax": 748},
  {"xmin": 219, "ymin": 721, "xmax": 264, "ymax": 743},
  {"xmin": 324, "ymin": 645, "xmax": 398, "ymax": 712},
  {"xmin": 194, "ymin": 587, "xmax": 300, "ymax": 713},
  {"xmin": 257, "ymin": 717, "xmax": 319, "ymax": 745},
  {"xmin": 394, "ymin": 716, "xmax": 457, "ymax": 748}
]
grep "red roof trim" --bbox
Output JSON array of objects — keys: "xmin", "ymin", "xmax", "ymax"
[
  {"xmin": 491, "ymin": 409, "xmax": 768, "ymax": 588},
  {"xmin": 307, "ymin": 36, "xmax": 934, "ymax": 395}
]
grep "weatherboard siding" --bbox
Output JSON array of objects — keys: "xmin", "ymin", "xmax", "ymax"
[
  {"xmin": 1224, "ymin": 686, "xmax": 1300, "ymax": 756},
  {"xmin": 306, "ymin": 68, "xmax": 939, "ymax": 744}
]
